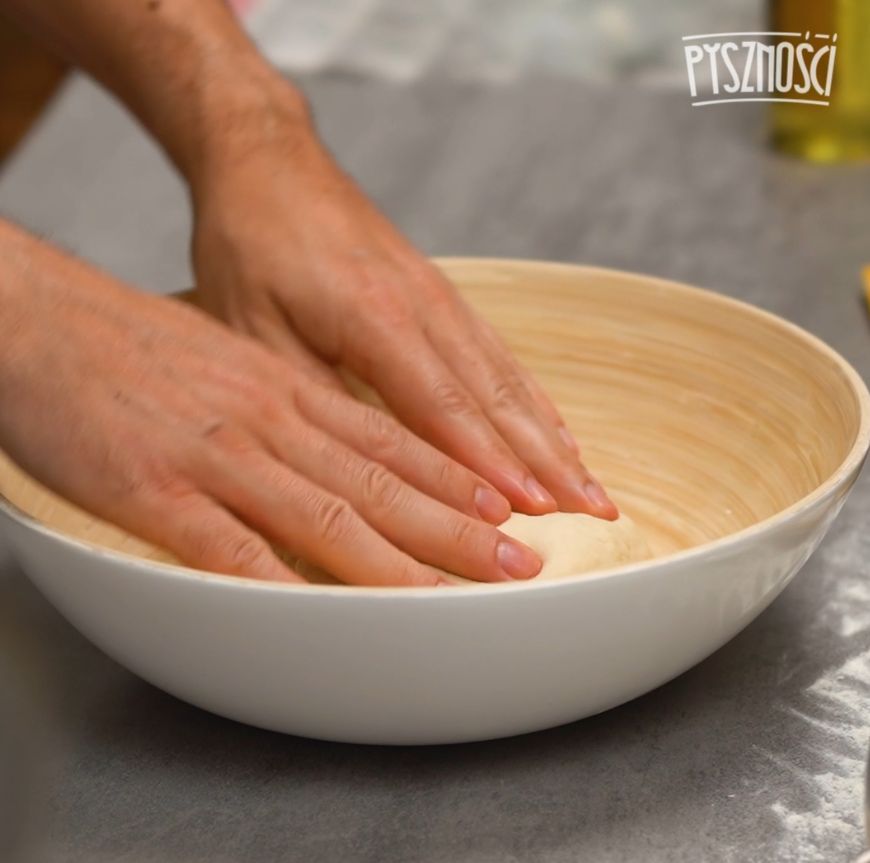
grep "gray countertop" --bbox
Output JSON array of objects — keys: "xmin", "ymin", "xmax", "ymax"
[{"xmin": 2, "ymin": 73, "xmax": 870, "ymax": 863}]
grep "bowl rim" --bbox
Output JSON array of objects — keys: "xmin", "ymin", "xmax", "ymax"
[{"xmin": 2, "ymin": 257, "xmax": 869, "ymax": 599}]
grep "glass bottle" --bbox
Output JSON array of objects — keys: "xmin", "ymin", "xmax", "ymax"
[{"xmin": 769, "ymin": 0, "xmax": 870, "ymax": 161}]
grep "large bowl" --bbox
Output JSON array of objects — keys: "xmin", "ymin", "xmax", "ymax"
[{"xmin": 1, "ymin": 260, "xmax": 868, "ymax": 745}]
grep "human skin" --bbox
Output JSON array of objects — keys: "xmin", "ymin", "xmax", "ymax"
[
  {"xmin": 1, "ymin": 0, "xmax": 617, "ymax": 585},
  {"xmin": 0, "ymin": 222, "xmax": 544, "ymax": 586}
]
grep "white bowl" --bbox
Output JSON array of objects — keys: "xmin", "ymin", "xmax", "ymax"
[{"xmin": 1, "ymin": 259, "xmax": 868, "ymax": 745}]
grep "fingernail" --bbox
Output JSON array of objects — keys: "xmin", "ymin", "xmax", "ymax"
[
  {"xmin": 496, "ymin": 539, "xmax": 542, "ymax": 580},
  {"xmin": 558, "ymin": 425, "xmax": 580, "ymax": 454},
  {"xmin": 584, "ymin": 479, "xmax": 618, "ymax": 517},
  {"xmin": 474, "ymin": 486, "xmax": 511, "ymax": 524},
  {"xmin": 524, "ymin": 476, "xmax": 557, "ymax": 509}
]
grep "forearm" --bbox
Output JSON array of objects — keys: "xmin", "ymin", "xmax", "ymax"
[
  {"xmin": 0, "ymin": 218, "xmax": 115, "ymax": 351},
  {"xmin": 0, "ymin": 218, "xmax": 93, "ymax": 403},
  {"xmin": 2, "ymin": 0, "xmax": 312, "ymax": 191}
]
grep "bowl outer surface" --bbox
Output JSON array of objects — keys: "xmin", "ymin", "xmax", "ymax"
[
  {"xmin": 2, "ymin": 260, "xmax": 869, "ymax": 744},
  {"xmin": 0, "ymin": 470, "xmax": 859, "ymax": 745}
]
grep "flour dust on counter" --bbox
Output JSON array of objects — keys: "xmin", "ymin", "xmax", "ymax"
[{"xmin": 757, "ymin": 523, "xmax": 870, "ymax": 863}]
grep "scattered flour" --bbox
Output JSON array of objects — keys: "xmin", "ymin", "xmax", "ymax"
[{"xmin": 758, "ymin": 522, "xmax": 870, "ymax": 862}]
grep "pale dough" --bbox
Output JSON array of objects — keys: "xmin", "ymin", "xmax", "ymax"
[
  {"xmin": 286, "ymin": 512, "xmax": 651, "ymax": 586},
  {"xmin": 444, "ymin": 511, "xmax": 651, "ymax": 585}
]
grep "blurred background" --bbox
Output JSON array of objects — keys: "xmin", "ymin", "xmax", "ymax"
[
  {"xmin": 0, "ymin": 0, "xmax": 762, "ymax": 163},
  {"xmin": 243, "ymin": 0, "xmax": 758, "ymax": 84}
]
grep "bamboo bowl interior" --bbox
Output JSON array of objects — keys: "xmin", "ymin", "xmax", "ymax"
[{"xmin": 0, "ymin": 260, "xmax": 864, "ymax": 569}]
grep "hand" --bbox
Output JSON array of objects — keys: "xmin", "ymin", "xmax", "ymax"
[
  {"xmin": 191, "ymin": 89, "xmax": 617, "ymax": 521},
  {"xmin": 0, "ymin": 224, "xmax": 542, "ymax": 587}
]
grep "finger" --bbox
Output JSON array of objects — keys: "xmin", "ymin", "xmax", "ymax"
[
  {"xmin": 118, "ymin": 484, "xmax": 303, "ymax": 582},
  {"xmin": 194, "ymin": 442, "xmax": 448, "ymax": 588},
  {"xmin": 475, "ymin": 318, "xmax": 580, "ymax": 454},
  {"xmin": 525, "ymin": 376, "xmax": 582, "ymax": 455},
  {"xmin": 530, "ymin": 386, "xmax": 581, "ymax": 456},
  {"xmin": 428, "ymin": 312, "xmax": 617, "ymax": 518},
  {"xmin": 260, "ymin": 414, "xmax": 540, "ymax": 582},
  {"xmin": 294, "ymin": 383, "xmax": 511, "ymax": 525},
  {"xmin": 347, "ymin": 328, "xmax": 558, "ymax": 515}
]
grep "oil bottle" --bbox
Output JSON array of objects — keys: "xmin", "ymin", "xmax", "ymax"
[{"xmin": 769, "ymin": 0, "xmax": 870, "ymax": 161}]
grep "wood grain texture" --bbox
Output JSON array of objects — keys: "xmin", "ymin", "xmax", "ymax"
[
  {"xmin": 442, "ymin": 260, "xmax": 864, "ymax": 558},
  {"xmin": 0, "ymin": 259, "xmax": 863, "ymax": 570}
]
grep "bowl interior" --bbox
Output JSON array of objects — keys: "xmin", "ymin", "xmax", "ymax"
[{"xmin": 0, "ymin": 259, "xmax": 865, "ymax": 567}]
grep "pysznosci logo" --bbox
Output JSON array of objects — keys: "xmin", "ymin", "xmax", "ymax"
[{"xmin": 683, "ymin": 30, "xmax": 837, "ymax": 107}]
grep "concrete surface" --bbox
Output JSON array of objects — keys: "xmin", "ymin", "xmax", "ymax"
[{"xmin": 1, "ymin": 72, "xmax": 870, "ymax": 862}]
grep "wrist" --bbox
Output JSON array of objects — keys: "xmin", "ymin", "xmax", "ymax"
[{"xmin": 177, "ymin": 62, "xmax": 316, "ymax": 200}]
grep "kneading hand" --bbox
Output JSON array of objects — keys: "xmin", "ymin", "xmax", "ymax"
[
  {"xmin": 0, "ymin": 223, "xmax": 543, "ymax": 587},
  {"xmin": 191, "ymin": 91, "xmax": 617, "ymax": 521}
]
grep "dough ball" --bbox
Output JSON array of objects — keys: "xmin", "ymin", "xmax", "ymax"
[
  {"xmin": 445, "ymin": 511, "xmax": 651, "ymax": 585},
  {"xmin": 281, "ymin": 512, "xmax": 651, "ymax": 587}
]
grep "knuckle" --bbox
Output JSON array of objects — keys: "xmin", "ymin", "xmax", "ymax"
[
  {"xmin": 257, "ymin": 462, "xmax": 314, "ymax": 506},
  {"xmin": 378, "ymin": 295, "xmax": 415, "ymax": 329},
  {"xmin": 490, "ymin": 374, "xmax": 526, "ymax": 414},
  {"xmin": 359, "ymin": 462, "xmax": 403, "ymax": 512},
  {"xmin": 217, "ymin": 532, "xmax": 271, "ymax": 572},
  {"xmin": 404, "ymin": 257, "xmax": 456, "ymax": 298},
  {"xmin": 448, "ymin": 516, "xmax": 482, "ymax": 551},
  {"xmin": 311, "ymin": 496, "xmax": 356, "ymax": 545},
  {"xmin": 212, "ymin": 364, "xmax": 285, "ymax": 425},
  {"xmin": 393, "ymin": 559, "xmax": 438, "ymax": 588},
  {"xmin": 362, "ymin": 409, "xmax": 402, "ymax": 458},
  {"xmin": 431, "ymin": 379, "xmax": 476, "ymax": 418},
  {"xmin": 157, "ymin": 485, "xmax": 203, "ymax": 518},
  {"xmin": 205, "ymin": 422, "xmax": 258, "ymax": 457},
  {"xmin": 355, "ymin": 278, "xmax": 416, "ymax": 329},
  {"xmin": 122, "ymin": 456, "xmax": 187, "ymax": 504},
  {"xmin": 434, "ymin": 457, "xmax": 459, "ymax": 492},
  {"xmin": 247, "ymin": 385, "xmax": 285, "ymax": 424},
  {"xmin": 211, "ymin": 362, "xmax": 260, "ymax": 400}
]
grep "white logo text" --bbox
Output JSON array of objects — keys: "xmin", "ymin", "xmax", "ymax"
[{"xmin": 683, "ymin": 31, "xmax": 837, "ymax": 107}]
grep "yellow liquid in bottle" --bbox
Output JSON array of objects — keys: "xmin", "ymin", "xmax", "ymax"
[{"xmin": 769, "ymin": 0, "xmax": 870, "ymax": 161}]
